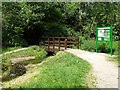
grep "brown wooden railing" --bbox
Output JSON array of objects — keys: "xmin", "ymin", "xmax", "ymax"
[{"xmin": 40, "ymin": 37, "xmax": 79, "ymax": 52}]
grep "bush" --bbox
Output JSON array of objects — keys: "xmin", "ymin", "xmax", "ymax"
[
  {"xmin": 98, "ymin": 41, "xmax": 119, "ymax": 54},
  {"xmin": 80, "ymin": 40, "xmax": 96, "ymax": 52},
  {"xmin": 98, "ymin": 42, "xmax": 110, "ymax": 53},
  {"xmin": 80, "ymin": 40, "xmax": 119, "ymax": 55},
  {"xmin": 112, "ymin": 41, "xmax": 119, "ymax": 55}
]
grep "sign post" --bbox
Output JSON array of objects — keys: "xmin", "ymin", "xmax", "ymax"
[{"xmin": 96, "ymin": 26, "xmax": 112, "ymax": 56}]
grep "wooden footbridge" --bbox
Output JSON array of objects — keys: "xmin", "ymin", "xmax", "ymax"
[{"xmin": 40, "ymin": 37, "xmax": 79, "ymax": 52}]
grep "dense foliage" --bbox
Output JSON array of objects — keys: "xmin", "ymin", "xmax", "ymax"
[
  {"xmin": 2, "ymin": 2, "xmax": 120, "ymax": 47},
  {"xmin": 80, "ymin": 40, "xmax": 119, "ymax": 55}
]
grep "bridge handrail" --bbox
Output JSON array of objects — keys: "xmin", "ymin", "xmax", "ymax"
[{"xmin": 40, "ymin": 37, "xmax": 79, "ymax": 52}]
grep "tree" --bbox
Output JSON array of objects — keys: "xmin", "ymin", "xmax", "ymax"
[{"xmin": 2, "ymin": 2, "xmax": 120, "ymax": 47}]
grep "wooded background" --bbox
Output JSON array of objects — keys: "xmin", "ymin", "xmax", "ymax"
[{"xmin": 2, "ymin": 2, "xmax": 120, "ymax": 47}]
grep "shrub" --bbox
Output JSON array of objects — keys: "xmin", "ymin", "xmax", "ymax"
[
  {"xmin": 80, "ymin": 40, "xmax": 119, "ymax": 55},
  {"xmin": 112, "ymin": 41, "xmax": 119, "ymax": 55},
  {"xmin": 98, "ymin": 42, "xmax": 110, "ymax": 53},
  {"xmin": 80, "ymin": 40, "xmax": 96, "ymax": 52},
  {"xmin": 98, "ymin": 41, "xmax": 119, "ymax": 54}
]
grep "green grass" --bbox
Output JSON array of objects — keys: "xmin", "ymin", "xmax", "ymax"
[
  {"xmin": 1, "ymin": 46, "xmax": 22, "ymax": 54},
  {"xmin": 109, "ymin": 55, "xmax": 119, "ymax": 62},
  {"xmin": 108, "ymin": 55, "xmax": 119, "ymax": 67},
  {"xmin": 1, "ymin": 45, "xmax": 47, "ymax": 80},
  {"xmin": 4, "ymin": 51, "xmax": 92, "ymax": 88},
  {"xmin": 113, "ymin": 56, "xmax": 119, "ymax": 62},
  {"xmin": 2, "ymin": 46, "xmax": 47, "ymax": 64}
]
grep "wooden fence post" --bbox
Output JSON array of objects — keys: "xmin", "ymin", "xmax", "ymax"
[
  {"xmin": 65, "ymin": 38, "xmax": 67, "ymax": 50},
  {"xmin": 58, "ymin": 38, "xmax": 60, "ymax": 51}
]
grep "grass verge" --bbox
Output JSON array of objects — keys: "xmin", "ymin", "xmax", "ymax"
[
  {"xmin": 1, "ymin": 47, "xmax": 22, "ymax": 54},
  {"xmin": 108, "ymin": 55, "xmax": 119, "ymax": 64},
  {"xmin": 3, "ymin": 51, "xmax": 92, "ymax": 88},
  {"xmin": 2, "ymin": 46, "xmax": 47, "ymax": 64},
  {"xmin": 1, "ymin": 45, "xmax": 47, "ymax": 80}
]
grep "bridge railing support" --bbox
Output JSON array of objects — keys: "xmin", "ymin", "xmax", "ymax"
[
  {"xmin": 64, "ymin": 38, "xmax": 67, "ymax": 50},
  {"xmin": 41, "ymin": 37, "xmax": 79, "ymax": 52}
]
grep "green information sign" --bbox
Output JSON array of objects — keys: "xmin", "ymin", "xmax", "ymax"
[{"xmin": 96, "ymin": 26, "xmax": 112, "ymax": 55}]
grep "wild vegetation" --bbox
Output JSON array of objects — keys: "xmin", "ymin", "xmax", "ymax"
[
  {"xmin": 1, "ymin": 2, "xmax": 119, "ymax": 88},
  {"xmin": 3, "ymin": 51, "xmax": 92, "ymax": 88},
  {"xmin": 1, "ymin": 46, "xmax": 22, "ymax": 54},
  {"xmin": 80, "ymin": 40, "xmax": 119, "ymax": 55},
  {"xmin": 2, "ymin": 2, "xmax": 120, "ymax": 47},
  {"xmin": 1, "ymin": 46, "xmax": 47, "ymax": 81}
]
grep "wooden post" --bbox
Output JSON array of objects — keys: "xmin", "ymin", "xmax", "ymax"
[
  {"xmin": 58, "ymin": 38, "xmax": 60, "ymax": 51},
  {"xmin": 65, "ymin": 38, "xmax": 67, "ymax": 50}
]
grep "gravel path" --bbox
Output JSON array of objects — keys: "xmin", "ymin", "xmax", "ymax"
[{"xmin": 66, "ymin": 49, "xmax": 118, "ymax": 88}]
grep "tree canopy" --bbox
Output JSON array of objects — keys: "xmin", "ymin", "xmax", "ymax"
[{"xmin": 2, "ymin": 2, "xmax": 120, "ymax": 47}]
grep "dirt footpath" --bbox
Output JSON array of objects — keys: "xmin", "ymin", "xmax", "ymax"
[{"xmin": 66, "ymin": 49, "xmax": 118, "ymax": 88}]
